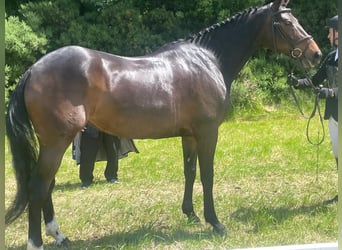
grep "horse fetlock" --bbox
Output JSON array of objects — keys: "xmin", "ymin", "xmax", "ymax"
[
  {"xmin": 45, "ymin": 218, "xmax": 67, "ymax": 245},
  {"xmin": 27, "ymin": 239, "xmax": 44, "ymax": 250}
]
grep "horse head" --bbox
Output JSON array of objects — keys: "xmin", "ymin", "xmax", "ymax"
[{"xmin": 261, "ymin": 0, "xmax": 322, "ymax": 68}]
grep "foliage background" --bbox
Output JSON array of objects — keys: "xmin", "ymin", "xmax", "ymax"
[
  {"xmin": 5, "ymin": 0, "xmax": 337, "ymax": 110},
  {"xmin": 4, "ymin": 1, "xmax": 338, "ymax": 248}
]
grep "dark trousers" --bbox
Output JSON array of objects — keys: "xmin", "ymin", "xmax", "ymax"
[{"xmin": 79, "ymin": 131, "xmax": 120, "ymax": 183}]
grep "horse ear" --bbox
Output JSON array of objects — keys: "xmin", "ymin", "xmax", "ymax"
[
  {"xmin": 271, "ymin": 0, "xmax": 289, "ymax": 11},
  {"xmin": 282, "ymin": 0, "xmax": 290, "ymax": 7}
]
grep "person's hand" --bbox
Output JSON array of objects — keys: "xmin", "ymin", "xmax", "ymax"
[
  {"xmin": 316, "ymin": 88, "xmax": 334, "ymax": 99},
  {"xmin": 288, "ymin": 75, "xmax": 311, "ymax": 89},
  {"xmin": 317, "ymin": 88, "xmax": 328, "ymax": 99},
  {"xmin": 287, "ymin": 73, "xmax": 298, "ymax": 86}
]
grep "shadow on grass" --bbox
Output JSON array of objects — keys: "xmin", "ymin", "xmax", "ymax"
[
  {"xmin": 6, "ymin": 224, "xmax": 218, "ymax": 250},
  {"xmin": 229, "ymin": 200, "xmax": 336, "ymax": 233},
  {"xmin": 54, "ymin": 181, "xmax": 82, "ymax": 191},
  {"xmin": 7, "ymin": 201, "xmax": 336, "ymax": 249},
  {"xmin": 53, "ymin": 179, "xmax": 114, "ymax": 192}
]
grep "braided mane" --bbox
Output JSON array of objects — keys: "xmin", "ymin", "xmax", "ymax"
[{"xmin": 187, "ymin": 7, "xmax": 258, "ymax": 43}]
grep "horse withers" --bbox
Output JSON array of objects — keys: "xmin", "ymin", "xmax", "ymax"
[{"xmin": 5, "ymin": 0, "xmax": 321, "ymax": 249}]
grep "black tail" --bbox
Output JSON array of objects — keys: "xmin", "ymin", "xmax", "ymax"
[{"xmin": 5, "ymin": 69, "xmax": 38, "ymax": 225}]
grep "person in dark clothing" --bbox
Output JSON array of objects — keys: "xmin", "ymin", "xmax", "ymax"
[
  {"xmin": 288, "ymin": 15, "xmax": 338, "ymax": 203},
  {"xmin": 73, "ymin": 124, "xmax": 139, "ymax": 188},
  {"xmin": 79, "ymin": 124, "xmax": 121, "ymax": 187}
]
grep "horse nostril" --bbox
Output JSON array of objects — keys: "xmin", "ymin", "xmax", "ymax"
[{"xmin": 315, "ymin": 51, "xmax": 322, "ymax": 60}]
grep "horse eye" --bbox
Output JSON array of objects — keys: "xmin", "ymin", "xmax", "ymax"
[{"xmin": 284, "ymin": 20, "xmax": 292, "ymax": 26}]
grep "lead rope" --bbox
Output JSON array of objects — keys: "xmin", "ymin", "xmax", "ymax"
[
  {"xmin": 308, "ymin": 88, "xmax": 325, "ymax": 181},
  {"xmin": 289, "ymin": 65, "xmax": 325, "ymax": 146},
  {"xmin": 305, "ymin": 91, "xmax": 325, "ymax": 146},
  {"xmin": 289, "ymin": 65, "xmax": 325, "ymax": 179},
  {"xmin": 316, "ymin": 131, "xmax": 320, "ymax": 181}
]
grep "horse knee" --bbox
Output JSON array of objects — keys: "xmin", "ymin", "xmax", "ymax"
[{"xmin": 184, "ymin": 160, "xmax": 196, "ymax": 179}]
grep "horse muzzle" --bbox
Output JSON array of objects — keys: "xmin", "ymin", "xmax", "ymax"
[{"xmin": 296, "ymin": 38, "xmax": 322, "ymax": 68}]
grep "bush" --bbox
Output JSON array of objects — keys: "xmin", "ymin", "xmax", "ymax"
[
  {"xmin": 5, "ymin": 15, "xmax": 47, "ymax": 105},
  {"xmin": 5, "ymin": 0, "xmax": 336, "ymax": 113}
]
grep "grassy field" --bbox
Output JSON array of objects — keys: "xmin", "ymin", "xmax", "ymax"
[{"xmin": 5, "ymin": 111, "xmax": 338, "ymax": 249}]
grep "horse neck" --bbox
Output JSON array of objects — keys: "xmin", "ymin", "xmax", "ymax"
[{"xmin": 189, "ymin": 6, "xmax": 269, "ymax": 90}]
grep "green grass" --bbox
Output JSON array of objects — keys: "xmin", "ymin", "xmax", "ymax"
[{"xmin": 5, "ymin": 111, "xmax": 337, "ymax": 249}]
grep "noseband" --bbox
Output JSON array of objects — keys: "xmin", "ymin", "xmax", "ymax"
[{"xmin": 271, "ymin": 8, "xmax": 312, "ymax": 59}]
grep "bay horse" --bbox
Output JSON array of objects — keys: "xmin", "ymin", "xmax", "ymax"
[{"xmin": 6, "ymin": 0, "xmax": 321, "ymax": 249}]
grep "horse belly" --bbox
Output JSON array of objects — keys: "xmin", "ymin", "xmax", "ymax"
[
  {"xmin": 94, "ymin": 105, "xmax": 191, "ymax": 139},
  {"xmin": 93, "ymin": 89, "xmax": 224, "ymax": 140}
]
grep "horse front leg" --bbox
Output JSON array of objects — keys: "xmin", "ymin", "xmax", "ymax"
[
  {"xmin": 197, "ymin": 128, "xmax": 226, "ymax": 235},
  {"xmin": 181, "ymin": 136, "xmax": 200, "ymax": 223},
  {"xmin": 43, "ymin": 179, "xmax": 69, "ymax": 248}
]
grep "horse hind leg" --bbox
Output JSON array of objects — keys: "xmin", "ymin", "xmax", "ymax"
[
  {"xmin": 27, "ymin": 189, "xmax": 69, "ymax": 250},
  {"xmin": 43, "ymin": 178, "xmax": 69, "ymax": 247},
  {"xmin": 181, "ymin": 136, "xmax": 201, "ymax": 224},
  {"xmin": 27, "ymin": 146, "xmax": 68, "ymax": 249}
]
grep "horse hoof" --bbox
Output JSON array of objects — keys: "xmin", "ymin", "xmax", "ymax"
[
  {"xmin": 188, "ymin": 215, "xmax": 201, "ymax": 224},
  {"xmin": 56, "ymin": 237, "xmax": 70, "ymax": 249},
  {"xmin": 213, "ymin": 223, "xmax": 226, "ymax": 236},
  {"xmin": 187, "ymin": 212, "xmax": 201, "ymax": 224}
]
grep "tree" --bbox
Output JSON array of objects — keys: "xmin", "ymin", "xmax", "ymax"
[
  {"xmin": 4, "ymin": 0, "xmax": 337, "ymax": 110},
  {"xmin": 5, "ymin": 15, "xmax": 47, "ymax": 104}
]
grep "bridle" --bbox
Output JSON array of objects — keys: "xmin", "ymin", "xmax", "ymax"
[
  {"xmin": 270, "ymin": 7, "xmax": 325, "ymax": 146},
  {"xmin": 271, "ymin": 8, "xmax": 313, "ymax": 60},
  {"xmin": 270, "ymin": 6, "xmax": 325, "ymax": 175}
]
